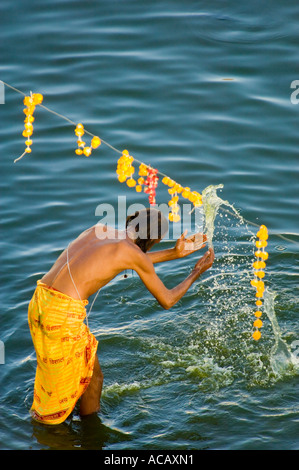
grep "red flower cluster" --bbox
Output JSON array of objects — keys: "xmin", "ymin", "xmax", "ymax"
[{"xmin": 144, "ymin": 168, "xmax": 159, "ymax": 205}]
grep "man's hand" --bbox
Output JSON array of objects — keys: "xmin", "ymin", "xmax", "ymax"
[
  {"xmin": 174, "ymin": 230, "xmax": 207, "ymax": 259},
  {"xmin": 193, "ymin": 248, "xmax": 215, "ymax": 276}
]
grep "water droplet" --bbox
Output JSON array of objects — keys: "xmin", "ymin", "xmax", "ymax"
[{"xmin": 275, "ymin": 245, "xmax": 286, "ymax": 251}]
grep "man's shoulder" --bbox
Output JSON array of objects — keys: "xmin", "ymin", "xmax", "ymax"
[
  {"xmin": 115, "ymin": 239, "xmax": 152, "ymax": 268},
  {"xmin": 118, "ymin": 238, "xmax": 141, "ymax": 255},
  {"xmin": 98, "ymin": 237, "xmax": 140, "ymax": 256}
]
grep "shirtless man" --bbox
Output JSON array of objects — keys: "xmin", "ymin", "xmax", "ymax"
[{"xmin": 29, "ymin": 208, "xmax": 214, "ymax": 423}]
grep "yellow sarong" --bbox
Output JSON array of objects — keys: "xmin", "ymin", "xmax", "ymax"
[{"xmin": 28, "ymin": 280, "xmax": 98, "ymax": 425}]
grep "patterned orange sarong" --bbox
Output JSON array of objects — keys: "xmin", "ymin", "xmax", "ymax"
[{"xmin": 28, "ymin": 280, "xmax": 98, "ymax": 425}]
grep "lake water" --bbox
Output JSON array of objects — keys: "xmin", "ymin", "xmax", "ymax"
[{"xmin": 1, "ymin": 0, "xmax": 298, "ymax": 450}]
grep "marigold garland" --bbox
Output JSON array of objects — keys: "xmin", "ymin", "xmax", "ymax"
[
  {"xmin": 161, "ymin": 176, "xmax": 202, "ymax": 222},
  {"xmin": 116, "ymin": 152, "xmax": 159, "ymax": 205},
  {"xmin": 14, "ymin": 92, "xmax": 44, "ymax": 162},
  {"xmin": 14, "ymin": 87, "xmax": 203, "ymax": 222},
  {"xmin": 250, "ymin": 225, "xmax": 269, "ymax": 341},
  {"xmin": 74, "ymin": 123, "xmax": 101, "ymax": 157},
  {"xmin": 115, "ymin": 155, "xmax": 203, "ymax": 219}
]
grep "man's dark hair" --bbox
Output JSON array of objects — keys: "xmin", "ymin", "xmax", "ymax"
[{"xmin": 126, "ymin": 208, "xmax": 168, "ymax": 253}]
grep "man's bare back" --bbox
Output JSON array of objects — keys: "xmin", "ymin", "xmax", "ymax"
[
  {"xmin": 41, "ymin": 223, "xmax": 214, "ymax": 310},
  {"xmin": 42, "ymin": 225, "xmax": 136, "ymax": 300}
]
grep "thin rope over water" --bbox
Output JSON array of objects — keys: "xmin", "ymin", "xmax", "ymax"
[
  {"xmin": 3, "ymin": 80, "xmax": 299, "ymax": 246},
  {"xmin": 2, "ymin": 80, "xmax": 164, "ymax": 170}
]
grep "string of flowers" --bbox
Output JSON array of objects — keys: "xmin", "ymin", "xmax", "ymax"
[
  {"xmin": 161, "ymin": 176, "xmax": 202, "ymax": 222},
  {"xmin": 250, "ymin": 225, "xmax": 269, "ymax": 341},
  {"xmin": 74, "ymin": 123, "xmax": 101, "ymax": 156},
  {"xmin": 9, "ymin": 83, "xmax": 203, "ymax": 223},
  {"xmin": 115, "ymin": 152, "xmax": 203, "ymax": 222},
  {"xmin": 14, "ymin": 92, "xmax": 44, "ymax": 163}
]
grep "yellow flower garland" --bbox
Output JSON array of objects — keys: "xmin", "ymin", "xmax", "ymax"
[
  {"xmin": 22, "ymin": 93, "xmax": 44, "ymax": 154},
  {"xmin": 74, "ymin": 123, "xmax": 101, "ymax": 157},
  {"xmin": 250, "ymin": 225, "xmax": 268, "ymax": 340}
]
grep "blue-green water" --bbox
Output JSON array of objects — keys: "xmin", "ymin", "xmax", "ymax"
[{"xmin": 1, "ymin": 0, "xmax": 299, "ymax": 450}]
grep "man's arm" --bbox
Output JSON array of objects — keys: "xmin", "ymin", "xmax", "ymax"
[
  {"xmin": 130, "ymin": 247, "xmax": 214, "ymax": 310},
  {"xmin": 147, "ymin": 247, "xmax": 178, "ymax": 264},
  {"xmin": 147, "ymin": 231, "xmax": 207, "ymax": 264}
]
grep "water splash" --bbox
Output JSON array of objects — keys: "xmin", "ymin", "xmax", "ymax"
[
  {"xmin": 192, "ymin": 184, "xmax": 298, "ymax": 387},
  {"xmin": 264, "ymin": 289, "xmax": 298, "ymax": 376},
  {"xmin": 201, "ymin": 184, "xmax": 242, "ymax": 247}
]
